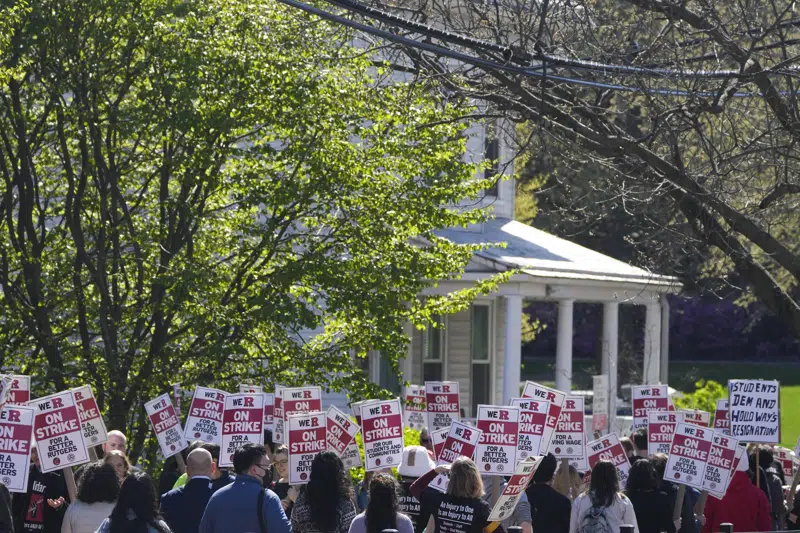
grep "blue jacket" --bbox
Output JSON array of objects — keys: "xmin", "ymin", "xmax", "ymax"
[
  {"xmin": 199, "ymin": 474, "xmax": 291, "ymax": 533},
  {"xmin": 160, "ymin": 477, "xmax": 215, "ymax": 533}
]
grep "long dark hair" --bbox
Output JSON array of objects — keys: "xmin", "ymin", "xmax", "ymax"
[
  {"xmin": 589, "ymin": 460, "xmax": 620, "ymax": 508},
  {"xmin": 306, "ymin": 451, "xmax": 352, "ymax": 532},
  {"xmin": 109, "ymin": 472, "xmax": 169, "ymax": 533},
  {"xmin": 78, "ymin": 462, "xmax": 120, "ymax": 504},
  {"xmin": 625, "ymin": 459, "xmax": 657, "ymax": 494},
  {"xmin": 365, "ymin": 474, "xmax": 399, "ymax": 533}
]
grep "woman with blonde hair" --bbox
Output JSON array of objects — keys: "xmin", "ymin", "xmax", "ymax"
[
  {"xmin": 553, "ymin": 463, "xmax": 584, "ymax": 501},
  {"xmin": 410, "ymin": 457, "xmax": 495, "ymax": 533},
  {"xmin": 103, "ymin": 450, "xmax": 131, "ymax": 484}
]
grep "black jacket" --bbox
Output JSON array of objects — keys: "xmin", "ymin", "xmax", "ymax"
[
  {"xmin": 12, "ymin": 466, "xmax": 69, "ymax": 533},
  {"xmin": 626, "ymin": 490, "xmax": 675, "ymax": 533},
  {"xmin": 526, "ymin": 483, "xmax": 571, "ymax": 533},
  {"xmin": 160, "ymin": 477, "xmax": 215, "ymax": 533}
]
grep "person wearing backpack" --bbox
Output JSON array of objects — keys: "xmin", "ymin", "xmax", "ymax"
[{"xmin": 569, "ymin": 460, "xmax": 639, "ymax": 533}]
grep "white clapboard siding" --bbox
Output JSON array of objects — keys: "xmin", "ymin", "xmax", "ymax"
[
  {"xmin": 445, "ymin": 308, "xmax": 472, "ymax": 417},
  {"xmin": 494, "ymin": 299, "xmax": 506, "ymax": 404}
]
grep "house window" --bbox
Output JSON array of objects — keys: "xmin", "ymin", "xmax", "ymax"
[
  {"xmin": 423, "ymin": 315, "xmax": 445, "ymax": 382},
  {"xmin": 378, "ymin": 355, "xmax": 401, "ymax": 395},
  {"xmin": 471, "ymin": 304, "xmax": 492, "ymax": 415},
  {"xmin": 484, "ymin": 125, "xmax": 500, "ymax": 197}
]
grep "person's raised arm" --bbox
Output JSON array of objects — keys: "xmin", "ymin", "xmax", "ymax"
[{"xmin": 410, "ymin": 466, "xmax": 445, "ymax": 501}]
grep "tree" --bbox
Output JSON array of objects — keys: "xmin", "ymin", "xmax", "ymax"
[
  {"xmin": 0, "ymin": 0, "xmax": 504, "ymax": 460},
  {"xmin": 335, "ymin": 0, "xmax": 800, "ymax": 335}
]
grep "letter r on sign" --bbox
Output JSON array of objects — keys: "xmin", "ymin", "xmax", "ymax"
[
  {"xmin": 381, "ymin": 404, "xmax": 392, "ymax": 414},
  {"xmin": 244, "ymin": 397, "xmax": 254, "ymax": 407},
  {"xmin": 75, "ymin": 391, "xmax": 84, "ymax": 401},
  {"xmin": 52, "ymin": 397, "xmax": 64, "ymax": 408}
]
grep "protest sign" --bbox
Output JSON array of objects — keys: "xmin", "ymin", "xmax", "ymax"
[
  {"xmin": 432, "ymin": 427, "xmax": 448, "ymax": 461},
  {"xmin": 341, "ymin": 440, "xmax": 363, "ymax": 468},
  {"xmin": 0, "ymin": 376, "xmax": 12, "ymax": 411},
  {"xmin": 425, "ymin": 382, "xmax": 460, "ymax": 431},
  {"xmin": 144, "ymin": 393, "xmax": 188, "ymax": 461},
  {"xmin": 288, "ymin": 411, "xmax": 326, "ymax": 484},
  {"xmin": 239, "ymin": 384, "xmax": 263, "ymax": 394},
  {"xmin": 510, "ymin": 398, "xmax": 549, "ymax": 461},
  {"xmin": 587, "ymin": 433, "xmax": 630, "ymax": 487},
  {"xmin": 183, "ymin": 386, "xmax": 226, "ymax": 444},
  {"xmin": 713, "ymin": 400, "xmax": 729, "ymax": 434},
  {"xmin": 326, "ymin": 406, "xmax": 360, "ymax": 456},
  {"xmin": 681, "ymin": 409, "xmax": 711, "ymax": 427},
  {"xmin": 72, "ymin": 386, "xmax": 108, "ymax": 446},
  {"xmin": 404, "ymin": 385, "xmax": 427, "ymax": 430},
  {"xmin": 703, "ymin": 432, "xmax": 739, "ymax": 499},
  {"xmin": 0, "ymin": 406, "xmax": 34, "ymax": 492},
  {"xmin": 488, "ymin": 457, "xmax": 542, "ymax": 522},
  {"xmin": 729, "ymin": 379, "xmax": 780, "ymax": 443},
  {"xmin": 775, "ymin": 447, "xmax": 795, "ymax": 480},
  {"xmin": 476, "ymin": 405, "xmax": 520, "ymax": 475},
  {"xmin": 273, "ymin": 385, "xmax": 285, "ymax": 443},
  {"xmin": 648, "ymin": 411, "xmax": 683, "ymax": 455},
  {"xmin": 220, "ymin": 393, "xmax": 263, "ymax": 467},
  {"xmin": 592, "ymin": 375, "xmax": 609, "ymax": 432},
  {"xmin": 264, "ymin": 393, "xmax": 275, "ymax": 432},
  {"xmin": 7, "ymin": 376, "xmax": 29, "ymax": 405},
  {"xmin": 664, "ymin": 423, "xmax": 713, "ymax": 489},
  {"xmin": 351, "ymin": 400, "xmax": 379, "ymax": 427},
  {"xmin": 362, "ymin": 399, "xmax": 404, "ymax": 471},
  {"xmin": 631, "ymin": 385, "xmax": 670, "ymax": 431},
  {"xmin": 521, "ymin": 381, "xmax": 566, "ymax": 455},
  {"xmin": 551, "ymin": 396, "xmax": 587, "ymax": 469},
  {"xmin": 283, "ymin": 387, "xmax": 322, "ymax": 419},
  {"xmin": 33, "ymin": 392, "xmax": 90, "ymax": 473},
  {"xmin": 431, "ymin": 421, "xmax": 483, "ymax": 492}
]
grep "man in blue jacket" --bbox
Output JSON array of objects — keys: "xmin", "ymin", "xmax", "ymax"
[
  {"xmin": 199, "ymin": 443, "xmax": 291, "ymax": 533},
  {"xmin": 161, "ymin": 448, "xmax": 216, "ymax": 533}
]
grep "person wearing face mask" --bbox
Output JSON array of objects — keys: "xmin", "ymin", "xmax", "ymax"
[{"xmin": 12, "ymin": 445, "xmax": 70, "ymax": 533}]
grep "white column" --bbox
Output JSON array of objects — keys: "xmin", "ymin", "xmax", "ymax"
[
  {"xmin": 555, "ymin": 299, "xmax": 574, "ymax": 393},
  {"xmin": 503, "ymin": 295, "xmax": 523, "ymax": 403},
  {"xmin": 602, "ymin": 301, "xmax": 619, "ymax": 434},
  {"xmin": 403, "ymin": 320, "xmax": 414, "ymax": 385},
  {"xmin": 643, "ymin": 302, "xmax": 662, "ymax": 384},
  {"xmin": 660, "ymin": 295, "xmax": 670, "ymax": 385}
]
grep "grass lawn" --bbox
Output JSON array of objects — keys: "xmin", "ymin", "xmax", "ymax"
[{"xmin": 521, "ymin": 358, "xmax": 800, "ymax": 448}]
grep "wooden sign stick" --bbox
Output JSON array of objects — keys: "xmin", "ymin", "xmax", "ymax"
[
  {"xmin": 694, "ymin": 490, "xmax": 708, "ymax": 517},
  {"xmin": 673, "ymin": 484, "xmax": 686, "ymax": 522},
  {"xmin": 63, "ymin": 467, "xmax": 77, "ymax": 503}
]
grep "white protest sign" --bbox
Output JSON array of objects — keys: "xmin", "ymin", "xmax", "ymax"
[
  {"xmin": 352, "ymin": 399, "xmax": 379, "ymax": 427},
  {"xmin": 592, "ymin": 375, "xmax": 609, "ymax": 432},
  {"xmin": 72, "ymin": 386, "xmax": 108, "ymax": 447},
  {"xmin": 7, "ymin": 376, "xmax": 29, "ymax": 405},
  {"xmin": 648, "ymin": 411, "xmax": 683, "ymax": 455},
  {"xmin": 587, "ymin": 433, "xmax": 630, "ymax": 487},
  {"xmin": 362, "ymin": 399, "xmax": 404, "ymax": 471},
  {"xmin": 425, "ymin": 381, "xmax": 460, "ymax": 431},
  {"xmin": 288, "ymin": 411, "xmax": 326, "ymax": 484},
  {"xmin": 341, "ymin": 440, "xmax": 363, "ymax": 468},
  {"xmin": 0, "ymin": 376, "xmax": 12, "ymax": 411},
  {"xmin": 183, "ymin": 386, "xmax": 226, "ymax": 444},
  {"xmin": 431, "ymin": 421, "xmax": 483, "ymax": 492},
  {"xmin": 273, "ymin": 385, "xmax": 285, "ymax": 443},
  {"xmin": 511, "ymin": 398, "xmax": 549, "ymax": 461},
  {"xmin": 488, "ymin": 457, "xmax": 542, "ymax": 522},
  {"xmin": 775, "ymin": 447, "xmax": 795, "ymax": 480},
  {"xmin": 476, "ymin": 405, "xmax": 520, "ymax": 475},
  {"xmin": 681, "ymin": 409, "xmax": 711, "ymax": 427},
  {"xmin": 326, "ymin": 406, "xmax": 360, "ymax": 456},
  {"xmin": 729, "ymin": 380, "xmax": 780, "ymax": 443},
  {"xmin": 713, "ymin": 400, "xmax": 729, "ymax": 435},
  {"xmin": 144, "ymin": 393, "xmax": 188, "ymax": 460},
  {"xmin": 551, "ymin": 396, "xmax": 587, "ymax": 470},
  {"xmin": 264, "ymin": 393, "xmax": 275, "ymax": 432},
  {"xmin": 239, "ymin": 384, "xmax": 263, "ymax": 393},
  {"xmin": 283, "ymin": 387, "xmax": 322, "ymax": 419},
  {"xmin": 33, "ymin": 392, "xmax": 90, "ymax": 472},
  {"xmin": 631, "ymin": 385, "xmax": 670, "ymax": 431},
  {"xmin": 220, "ymin": 393, "xmax": 264, "ymax": 467},
  {"xmin": 664, "ymin": 422, "xmax": 713, "ymax": 490},
  {"xmin": 0, "ymin": 406, "xmax": 34, "ymax": 492},
  {"xmin": 404, "ymin": 385, "xmax": 427, "ymax": 430},
  {"xmin": 703, "ymin": 432, "xmax": 739, "ymax": 499},
  {"xmin": 432, "ymin": 427, "xmax": 448, "ymax": 461},
  {"xmin": 521, "ymin": 381, "xmax": 566, "ymax": 455}
]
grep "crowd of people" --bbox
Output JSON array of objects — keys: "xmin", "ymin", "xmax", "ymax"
[{"xmin": 0, "ymin": 426, "xmax": 797, "ymax": 533}]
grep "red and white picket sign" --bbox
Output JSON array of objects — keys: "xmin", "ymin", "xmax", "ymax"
[
  {"xmin": 664, "ymin": 423, "xmax": 713, "ymax": 490},
  {"xmin": 239, "ymin": 384, "xmax": 263, "ymax": 394},
  {"xmin": 681, "ymin": 409, "xmax": 711, "ymax": 427},
  {"xmin": 425, "ymin": 381, "xmax": 460, "ymax": 431},
  {"xmin": 72, "ymin": 386, "xmax": 108, "ymax": 447},
  {"xmin": 7, "ymin": 376, "xmax": 29, "ymax": 406},
  {"xmin": 341, "ymin": 440, "xmax": 363, "ymax": 468},
  {"xmin": 220, "ymin": 393, "xmax": 264, "ymax": 467},
  {"xmin": 510, "ymin": 398, "xmax": 549, "ymax": 461},
  {"xmin": 404, "ymin": 385, "xmax": 427, "ymax": 430},
  {"xmin": 264, "ymin": 393, "xmax": 275, "ymax": 432},
  {"xmin": 476, "ymin": 405, "xmax": 520, "ymax": 475},
  {"xmin": 432, "ymin": 427, "xmax": 448, "ymax": 461},
  {"xmin": 714, "ymin": 400, "xmax": 729, "ymax": 434},
  {"xmin": 283, "ymin": 387, "xmax": 322, "ymax": 420},
  {"xmin": 273, "ymin": 385, "xmax": 285, "ymax": 443},
  {"xmin": 144, "ymin": 393, "xmax": 188, "ymax": 461},
  {"xmin": 184, "ymin": 386, "xmax": 226, "ymax": 444},
  {"xmin": 703, "ymin": 432, "xmax": 740, "ymax": 499},
  {"xmin": 648, "ymin": 411, "xmax": 683, "ymax": 455},
  {"xmin": 775, "ymin": 447, "xmax": 795, "ymax": 480},
  {"xmin": 351, "ymin": 400, "xmax": 379, "ymax": 427},
  {"xmin": 521, "ymin": 381, "xmax": 566, "ymax": 456},
  {"xmin": 326, "ymin": 405, "xmax": 360, "ymax": 456},
  {"xmin": 631, "ymin": 385, "xmax": 670, "ymax": 430},
  {"xmin": 362, "ymin": 399, "xmax": 404, "ymax": 471},
  {"xmin": 587, "ymin": 433, "xmax": 631, "ymax": 487},
  {"xmin": 0, "ymin": 406, "xmax": 34, "ymax": 492},
  {"xmin": 551, "ymin": 396, "xmax": 587, "ymax": 470},
  {"xmin": 431, "ymin": 421, "xmax": 483, "ymax": 492},
  {"xmin": 489, "ymin": 457, "xmax": 543, "ymax": 522},
  {"xmin": 288, "ymin": 411, "xmax": 326, "ymax": 484}
]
